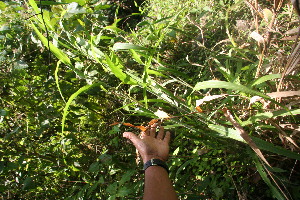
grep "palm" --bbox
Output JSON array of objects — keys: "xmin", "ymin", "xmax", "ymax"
[{"xmin": 123, "ymin": 124, "xmax": 171, "ymax": 163}]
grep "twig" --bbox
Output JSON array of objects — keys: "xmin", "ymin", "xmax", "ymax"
[
  {"xmin": 223, "ymin": 107, "xmax": 290, "ymax": 199},
  {"xmin": 222, "ymin": 107, "xmax": 271, "ymax": 167},
  {"xmin": 289, "ymin": 160, "xmax": 298, "ymax": 180}
]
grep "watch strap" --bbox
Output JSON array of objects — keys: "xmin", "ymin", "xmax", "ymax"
[{"xmin": 143, "ymin": 159, "xmax": 169, "ymax": 174}]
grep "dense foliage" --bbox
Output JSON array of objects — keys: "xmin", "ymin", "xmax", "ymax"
[{"xmin": 1, "ymin": 0, "xmax": 300, "ymax": 199}]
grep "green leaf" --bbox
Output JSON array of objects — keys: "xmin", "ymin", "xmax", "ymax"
[
  {"xmin": 89, "ymin": 162, "xmax": 100, "ymax": 172},
  {"xmin": 176, "ymin": 157, "xmax": 197, "ymax": 178},
  {"xmin": 55, "ymin": 61, "xmax": 66, "ymax": 103},
  {"xmin": 129, "ymin": 49, "xmax": 144, "ymax": 65},
  {"xmin": 0, "ymin": 25, "xmax": 9, "ymax": 32},
  {"xmin": 119, "ymin": 170, "xmax": 135, "ymax": 185},
  {"xmin": 106, "ymin": 182, "xmax": 118, "ymax": 194},
  {"xmin": 241, "ymin": 109, "xmax": 300, "ymax": 126},
  {"xmin": 209, "ymin": 124, "xmax": 300, "ymax": 161},
  {"xmin": 250, "ymin": 74, "xmax": 281, "ymax": 86},
  {"xmin": 208, "ymin": 124, "xmax": 244, "ymax": 142},
  {"xmin": 0, "ymin": 2, "xmax": 6, "ymax": 11},
  {"xmin": 0, "ymin": 109, "xmax": 7, "ymax": 116},
  {"xmin": 28, "ymin": 0, "xmax": 39, "ymax": 14},
  {"xmin": 22, "ymin": 177, "xmax": 35, "ymax": 190},
  {"xmin": 64, "ymin": 0, "xmax": 86, "ymax": 6},
  {"xmin": 31, "ymin": 23, "xmax": 84, "ymax": 77},
  {"xmin": 104, "ymin": 26, "xmax": 123, "ymax": 33},
  {"xmin": 105, "ymin": 54, "xmax": 137, "ymax": 85},
  {"xmin": 61, "ymin": 82, "xmax": 104, "ymax": 134},
  {"xmin": 193, "ymin": 80, "xmax": 270, "ymax": 99},
  {"xmin": 113, "ymin": 43, "xmax": 147, "ymax": 51},
  {"xmin": 148, "ymin": 69, "xmax": 167, "ymax": 77},
  {"xmin": 94, "ymin": 4, "xmax": 111, "ymax": 10},
  {"xmin": 14, "ymin": 60, "xmax": 28, "ymax": 70},
  {"xmin": 37, "ymin": 1, "xmax": 68, "ymax": 5},
  {"xmin": 117, "ymin": 186, "xmax": 132, "ymax": 197},
  {"xmin": 254, "ymin": 157, "xmax": 285, "ymax": 200},
  {"xmin": 251, "ymin": 137, "xmax": 300, "ymax": 161}
]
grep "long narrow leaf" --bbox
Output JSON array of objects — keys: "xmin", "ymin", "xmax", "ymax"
[
  {"xmin": 254, "ymin": 157, "xmax": 285, "ymax": 200},
  {"xmin": 105, "ymin": 54, "xmax": 137, "ymax": 85},
  {"xmin": 250, "ymin": 74, "xmax": 281, "ymax": 86},
  {"xmin": 28, "ymin": 0, "xmax": 54, "ymax": 31},
  {"xmin": 55, "ymin": 61, "xmax": 66, "ymax": 103},
  {"xmin": 61, "ymin": 82, "xmax": 104, "ymax": 134},
  {"xmin": 209, "ymin": 124, "xmax": 300, "ymax": 161},
  {"xmin": 193, "ymin": 80, "xmax": 270, "ymax": 99},
  {"xmin": 241, "ymin": 108, "xmax": 300, "ymax": 126},
  {"xmin": 31, "ymin": 23, "xmax": 84, "ymax": 77},
  {"xmin": 113, "ymin": 43, "xmax": 147, "ymax": 51}
]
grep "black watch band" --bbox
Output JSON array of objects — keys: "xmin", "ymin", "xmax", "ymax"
[{"xmin": 143, "ymin": 159, "xmax": 169, "ymax": 174}]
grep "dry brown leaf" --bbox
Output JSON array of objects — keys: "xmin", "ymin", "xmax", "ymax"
[
  {"xmin": 148, "ymin": 119, "xmax": 159, "ymax": 126},
  {"xmin": 281, "ymin": 36, "xmax": 299, "ymax": 41},
  {"xmin": 284, "ymin": 28, "xmax": 299, "ymax": 35},
  {"xmin": 249, "ymin": 91, "xmax": 300, "ymax": 108},
  {"xmin": 195, "ymin": 106, "xmax": 203, "ymax": 113},
  {"xmin": 110, "ymin": 122, "xmax": 121, "ymax": 126},
  {"xmin": 267, "ymin": 91, "xmax": 300, "ymax": 98},
  {"xmin": 135, "ymin": 126, "xmax": 147, "ymax": 132},
  {"xmin": 250, "ymin": 31, "xmax": 265, "ymax": 43}
]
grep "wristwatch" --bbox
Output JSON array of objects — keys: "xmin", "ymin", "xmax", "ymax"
[{"xmin": 143, "ymin": 159, "xmax": 169, "ymax": 174}]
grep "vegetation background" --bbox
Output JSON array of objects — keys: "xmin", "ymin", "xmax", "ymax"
[{"xmin": 0, "ymin": 0, "xmax": 300, "ymax": 199}]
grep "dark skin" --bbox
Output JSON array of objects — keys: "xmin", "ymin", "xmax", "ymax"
[{"xmin": 123, "ymin": 123, "xmax": 178, "ymax": 200}]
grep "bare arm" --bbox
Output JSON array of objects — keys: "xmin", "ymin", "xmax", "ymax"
[{"xmin": 123, "ymin": 123, "xmax": 178, "ymax": 200}]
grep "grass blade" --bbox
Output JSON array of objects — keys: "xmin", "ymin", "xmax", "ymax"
[
  {"xmin": 241, "ymin": 109, "xmax": 300, "ymax": 126},
  {"xmin": 61, "ymin": 82, "xmax": 104, "ymax": 134},
  {"xmin": 254, "ymin": 157, "xmax": 286, "ymax": 200},
  {"xmin": 193, "ymin": 80, "xmax": 270, "ymax": 99},
  {"xmin": 31, "ymin": 23, "xmax": 84, "ymax": 77},
  {"xmin": 209, "ymin": 124, "xmax": 300, "ymax": 161},
  {"xmin": 105, "ymin": 53, "xmax": 137, "ymax": 85},
  {"xmin": 54, "ymin": 61, "xmax": 66, "ymax": 103},
  {"xmin": 113, "ymin": 43, "xmax": 147, "ymax": 51},
  {"xmin": 250, "ymin": 74, "xmax": 281, "ymax": 86}
]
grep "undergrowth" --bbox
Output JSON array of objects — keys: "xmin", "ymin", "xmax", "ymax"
[{"xmin": 0, "ymin": 0, "xmax": 300, "ymax": 199}]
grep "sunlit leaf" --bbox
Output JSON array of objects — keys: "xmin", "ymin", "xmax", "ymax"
[
  {"xmin": 193, "ymin": 80, "xmax": 270, "ymax": 99},
  {"xmin": 113, "ymin": 43, "xmax": 147, "ymax": 51},
  {"xmin": 154, "ymin": 110, "xmax": 170, "ymax": 119}
]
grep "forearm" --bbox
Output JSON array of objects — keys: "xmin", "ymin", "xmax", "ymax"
[{"xmin": 144, "ymin": 166, "xmax": 178, "ymax": 200}]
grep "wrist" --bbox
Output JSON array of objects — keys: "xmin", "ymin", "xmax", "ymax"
[
  {"xmin": 143, "ymin": 158, "xmax": 169, "ymax": 174},
  {"xmin": 143, "ymin": 155, "xmax": 167, "ymax": 163},
  {"xmin": 143, "ymin": 156, "xmax": 161, "ymax": 164}
]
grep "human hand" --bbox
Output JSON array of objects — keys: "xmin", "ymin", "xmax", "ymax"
[{"xmin": 123, "ymin": 123, "xmax": 171, "ymax": 163}]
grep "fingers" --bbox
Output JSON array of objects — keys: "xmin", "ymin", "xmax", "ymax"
[
  {"xmin": 163, "ymin": 131, "xmax": 171, "ymax": 144},
  {"xmin": 156, "ymin": 126, "xmax": 164, "ymax": 140},
  {"xmin": 151, "ymin": 124, "xmax": 171, "ymax": 142},
  {"xmin": 123, "ymin": 126, "xmax": 171, "ymax": 143},
  {"xmin": 149, "ymin": 124, "xmax": 156, "ymax": 137},
  {"xmin": 123, "ymin": 132, "xmax": 140, "ymax": 147}
]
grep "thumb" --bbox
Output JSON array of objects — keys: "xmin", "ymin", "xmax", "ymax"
[{"xmin": 123, "ymin": 132, "xmax": 141, "ymax": 146}]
